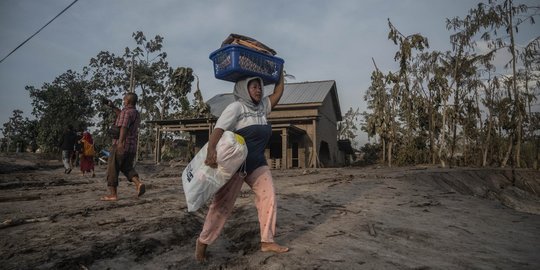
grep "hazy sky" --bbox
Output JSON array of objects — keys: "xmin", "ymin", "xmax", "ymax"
[{"xmin": 1, "ymin": 0, "xmax": 538, "ymax": 143}]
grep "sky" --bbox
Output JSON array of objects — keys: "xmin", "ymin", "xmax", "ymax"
[{"xmin": 1, "ymin": 0, "xmax": 539, "ymax": 144}]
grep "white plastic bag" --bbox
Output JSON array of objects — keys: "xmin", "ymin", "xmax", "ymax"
[{"xmin": 181, "ymin": 131, "xmax": 248, "ymax": 212}]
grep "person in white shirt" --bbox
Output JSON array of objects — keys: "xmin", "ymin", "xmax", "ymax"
[{"xmin": 196, "ymin": 70, "xmax": 289, "ymax": 262}]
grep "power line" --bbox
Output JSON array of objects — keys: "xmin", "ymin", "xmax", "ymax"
[{"xmin": 0, "ymin": 0, "xmax": 79, "ymax": 64}]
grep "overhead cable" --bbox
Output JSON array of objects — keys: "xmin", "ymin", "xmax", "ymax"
[{"xmin": 0, "ymin": 0, "xmax": 79, "ymax": 64}]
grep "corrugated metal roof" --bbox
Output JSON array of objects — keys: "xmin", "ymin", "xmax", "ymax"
[
  {"xmin": 206, "ymin": 80, "xmax": 338, "ymax": 117},
  {"xmin": 279, "ymin": 80, "xmax": 335, "ymax": 104},
  {"xmin": 206, "ymin": 93, "xmax": 235, "ymax": 117}
]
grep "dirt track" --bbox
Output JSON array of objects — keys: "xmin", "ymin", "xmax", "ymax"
[{"xmin": 1, "ymin": 153, "xmax": 539, "ymax": 269}]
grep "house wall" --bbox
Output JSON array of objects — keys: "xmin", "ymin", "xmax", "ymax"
[
  {"xmin": 293, "ymin": 122, "xmax": 315, "ymax": 167},
  {"xmin": 316, "ymin": 92, "xmax": 340, "ymax": 167},
  {"xmin": 269, "ymin": 108, "xmax": 319, "ymax": 118},
  {"xmin": 269, "ymin": 107, "xmax": 318, "ymax": 169},
  {"xmin": 268, "ymin": 99, "xmax": 342, "ymax": 168},
  {"xmin": 264, "ymin": 123, "xmax": 312, "ymax": 169},
  {"xmin": 282, "ymin": 123, "xmax": 313, "ymax": 169}
]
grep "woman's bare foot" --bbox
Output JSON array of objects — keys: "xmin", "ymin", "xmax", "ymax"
[
  {"xmin": 100, "ymin": 195, "xmax": 117, "ymax": 201},
  {"xmin": 195, "ymin": 239, "xmax": 207, "ymax": 262},
  {"xmin": 261, "ymin": 242, "xmax": 289, "ymax": 253}
]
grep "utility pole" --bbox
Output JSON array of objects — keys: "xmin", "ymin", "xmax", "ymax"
[
  {"xmin": 130, "ymin": 55, "xmax": 135, "ymax": 93},
  {"xmin": 130, "ymin": 55, "xmax": 140, "ymax": 164}
]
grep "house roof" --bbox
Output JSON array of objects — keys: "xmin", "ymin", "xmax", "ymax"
[
  {"xmin": 207, "ymin": 93, "xmax": 234, "ymax": 117},
  {"xmin": 279, "ymin": 80, "xmax": 336, "ymax": 104},
  {"xmin": 206, "ymin": 80, "xmax": 342, "ymax": 119}
]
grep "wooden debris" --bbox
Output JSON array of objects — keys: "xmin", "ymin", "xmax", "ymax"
[
  {"xmin": 97, "ymin": 217, "xmax": 126, "ymax": 226},
  {"xmin": 367, "ymin": 223, "xmax": 377, "ymax": 237},
  {"xmin": 0, "ymin": 195, "xmax": 41, "ymax": 203},
  {"xmin": 411, "ymin": 200, "xmax": 441, "ymax": 207},
  {"xmin": 326, "ymin": 230, "xmax": 346, "ymax": 238},
  {"xmin": 1, "ymin": 216, "xmax": 50, "ymax": 229}
]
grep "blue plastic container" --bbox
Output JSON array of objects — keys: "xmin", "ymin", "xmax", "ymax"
[{"xmin": 209, "ymin": 45, "xmax": 284, "ymax": 85}]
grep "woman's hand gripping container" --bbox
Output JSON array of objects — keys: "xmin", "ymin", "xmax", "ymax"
[{"xmin": 209, "ymin": 44, "xmax": 284, "ymax": 85}]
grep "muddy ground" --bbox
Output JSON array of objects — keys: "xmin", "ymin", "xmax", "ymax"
[{"xmin": 1, "ymin": 153, "xmax": 539, "ymax": 270}]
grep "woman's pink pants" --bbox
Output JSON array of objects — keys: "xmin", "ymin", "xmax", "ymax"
[{"xmin": 198, "ymin": 166, "xmax": 277, "ymax": 244}]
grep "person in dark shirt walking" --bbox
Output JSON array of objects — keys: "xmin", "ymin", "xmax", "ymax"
[{"xmin": 59, "ymin": 125, "xmax": 77, "ymax": 174}]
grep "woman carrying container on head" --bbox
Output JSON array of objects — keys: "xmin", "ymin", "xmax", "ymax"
[{"xmin": 195, "ymin": 69, "xmax": 288, "ymax": 262}]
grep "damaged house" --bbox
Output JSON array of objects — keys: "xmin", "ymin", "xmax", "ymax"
[{"xmin": 148, "ymin": 80, "xmax": 354, "ymax": 168}]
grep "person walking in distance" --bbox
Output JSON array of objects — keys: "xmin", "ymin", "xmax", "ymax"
[
  {"xmin": 100, "ymin": 92, "xmax": 145, "ymax": 201},
  {"xmin": 79, "ymin": 130, "xmax": 96, "ymax": 177},
  {"xmin": 195, "ymin": 70, "xmax": 289, "ymax": 262},
  {"xmin": 59, "ymin": 124, "xmax": 77, "ymax": 174}
]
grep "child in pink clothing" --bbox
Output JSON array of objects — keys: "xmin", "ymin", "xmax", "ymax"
[{"xmin": 196, "ymin": 70, "xmax": 288, "ymax": 262}]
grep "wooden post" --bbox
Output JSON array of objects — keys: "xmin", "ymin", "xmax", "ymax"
[
  {"xmin": 130, "ymin": 55, "xmax": 140, "ymax": 164},
  {"xmin": 155, "ymin": 126, "xmax": 161, "ymax": 164},
  {"xmin": 311, "ymin": 119, "xmax": 318, "ymax": 168},
  {"xmin": 281, "ymin": 128, "xmax": 288, "ymax": 169}
]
